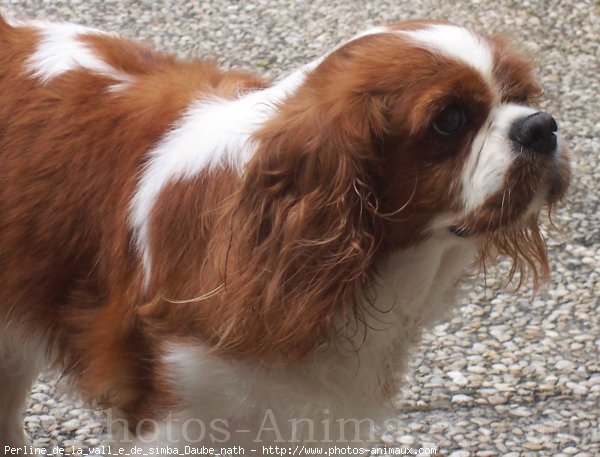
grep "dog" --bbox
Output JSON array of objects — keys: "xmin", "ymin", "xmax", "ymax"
[{"xmin": 0, "ymin": 15, "xmax": 570, "ymax": 452}]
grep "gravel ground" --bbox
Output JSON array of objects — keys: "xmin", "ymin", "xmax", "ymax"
[{"xmin": 1, "ymin": 0, "xmax": 598, "ymax": 456}]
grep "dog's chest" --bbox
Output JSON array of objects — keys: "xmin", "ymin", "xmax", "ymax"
[{"xmin": 156, "ymin": 236, "xmax": 476, "ymax": 445}]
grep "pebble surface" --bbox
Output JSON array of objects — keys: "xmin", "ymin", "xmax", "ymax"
[{"xmin": 0, "ymin": 0, "xmax": 598, "ymax": 455}]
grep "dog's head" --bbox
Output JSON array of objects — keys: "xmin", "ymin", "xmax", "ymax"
[{"xmin": 210, "ymin": 21, "xmax": 570, "ymax": 358}]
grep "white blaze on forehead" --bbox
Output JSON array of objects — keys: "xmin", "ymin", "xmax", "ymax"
[
  {"xmin": 461, "ymin": 104, "xmax": 537, "ymax": 211},
  {"xmin": 402, "ymin": 24, "xmax": 494, "ymax": 83},
  {"xmin": 130, "ymin": 64, "xmax": 313, "ymax": 287},
  {"xmin": 24, "ymin": 21, "xmax": 133, "ymax": 86}
]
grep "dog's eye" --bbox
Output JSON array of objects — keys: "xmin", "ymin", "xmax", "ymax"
[{"xmin": 433, "ymin": 105, "xmax": 465, "ymax": 136}]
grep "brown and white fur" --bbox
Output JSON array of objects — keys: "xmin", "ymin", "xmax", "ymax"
[{"xmin": 0, "ymin": 16, "xmax": 569, "ymax": 451}]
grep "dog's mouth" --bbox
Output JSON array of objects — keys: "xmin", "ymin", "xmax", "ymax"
[
  {"xmin": 450, "ymin": 173, "xmax": 569, "ymax": 240},
  {"xmin": 446, "ymin": 178, "xmax": 565, "ymax": 288},
  {"xmin": 449, "ymin": 196, "xmax": 549, "ymax": 239},
  {"xmin": 450, "ymin": 148, "xmax": 571, "ymax": 240},
  {"xmin": 448, "ymin": 192, "xmax": 538, "ymax": 239}
]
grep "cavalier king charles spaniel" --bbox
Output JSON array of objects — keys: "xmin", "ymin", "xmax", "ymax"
[{"xmin": 0, "ymin": 16, "xmax": 569, "ymax": 452}]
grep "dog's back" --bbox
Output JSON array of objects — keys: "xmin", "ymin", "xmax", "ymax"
[{"xmin": 0, "ymin": 15, "xmax": 265, "ymax": 443}]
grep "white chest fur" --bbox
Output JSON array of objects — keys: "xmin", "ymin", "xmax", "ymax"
[{"xmin": 117, "ymin": 234, "xmax": 476, "ymax": 449}]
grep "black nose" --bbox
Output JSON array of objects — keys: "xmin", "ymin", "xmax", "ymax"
[{"xmin": 510, "ymin": 112, "xmax": 558, "ymax": 155}]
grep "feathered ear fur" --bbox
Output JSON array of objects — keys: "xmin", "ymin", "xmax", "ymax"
[{"xmin": 211, "ymin": 81, "xmax": 388, "ymax": 360}]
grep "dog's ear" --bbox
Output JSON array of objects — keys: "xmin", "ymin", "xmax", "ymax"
[{"xmin": 212, "ymin": 82, "xmax": 387, "ymax": 360}]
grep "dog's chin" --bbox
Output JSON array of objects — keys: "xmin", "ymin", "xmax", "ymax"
[
  {"xmin": 449, "ymin": 205, "xmax": 538, "ymax": 240},
  {"xmin": 449, "ymin": 197, "xmax": 554, "ymax": 288},
  {"xmin": 450, "ymin": 178, "xmax": 568, "ymax": 241}
]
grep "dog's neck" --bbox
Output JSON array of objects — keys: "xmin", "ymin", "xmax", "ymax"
[
  {"xmin": 130, "ymin": 62, "xmax": 318, "ymax": 286},
  {"xmin": 329, "ymin": 232, "xmax": 478, "ymax": 373},
  {"xmin": 153, "ymin": 234, "xmax": 477, "ymax": 449},
  {"xmin": 164, "ymin": 233, "xmax": 477, "ymax": 399}
]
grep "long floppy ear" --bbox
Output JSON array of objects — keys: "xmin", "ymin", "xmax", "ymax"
[{"xmin": 213, "ymin": 88, "xmax": 387, "ymax": 360}]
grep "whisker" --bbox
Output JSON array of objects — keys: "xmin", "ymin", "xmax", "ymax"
[
  {"xmin": 163, "ymin": 283, "xmax": 225, "ymax": 303},
  {"xmin": 499, "ymin": 189, "xmax": 507, "ymax": 227}
]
